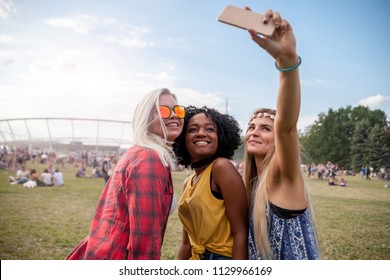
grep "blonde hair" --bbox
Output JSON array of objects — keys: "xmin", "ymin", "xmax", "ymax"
[
  {"xmin": 132, "ymin": 88, "xmax": 177, "ymax": 167},
  {"xmin": 243, "ymin": 142, "xmax": 275, "ymax": 259},
  {"xmin": 243, "ymin": 108, "xmax": 318, "ymax": 259}
]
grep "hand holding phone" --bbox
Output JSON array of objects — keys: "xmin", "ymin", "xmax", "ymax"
[{"xmin": 217, "ymin": 5, "xmax": 275, "ymax": 36}]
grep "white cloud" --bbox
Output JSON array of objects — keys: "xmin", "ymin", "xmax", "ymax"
[
  {"xmin": 100, "ymin": 24, "xmax": 154, "ymax": 48},
  {"xmin": 0, "ymin": 35, "xmax": 13, "ymax": 44},
  {"xmin": 0, "ymin": 0, "xmax": 14, "ymax": 19},
  {"xmin": 26, "ymin": 48, "xmax": 100, "ymax": 76},
  {"xmin": 298, "ymin": 115, "xmax": 318, "ymax": 132},
  {"xmin": 113, "ymin": 36, "xmax": 154, "ymax": 48},
  {"xmin": 176, "ymin": 88, "xmax": 224, "ymax": 109},
  {"xmin": 0, "ymin": 44, "xmax": 194, "ymax": 122},
  {"xmin": 358, "ymin": 95, "xmax": 390, "ymax": 109},
  {"xmin": 46, "ymin": 14, "xmax": 155, "ymax": 48},
  {"xmin": 0, "ymin": 50, "xmax": 14, "ymax": 64},
  {"xmin": 131, "ymin": 71, "xmax": 177, "ymax": 89},
  {"xmin": 45, "ymin": 14, "xmax": 98, "ymax": 33},
  {"xmin": 161, "ymin": 62, "xmax": 176, "ymax": 71}
]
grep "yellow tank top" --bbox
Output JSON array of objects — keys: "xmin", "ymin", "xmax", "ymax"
[{"xmin": 178, "ymin": 161, "xmax": 233, "ymax": 260}]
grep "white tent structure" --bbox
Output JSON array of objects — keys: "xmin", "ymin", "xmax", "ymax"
[{"xmin": 0, "ymin": 117, "xmax": 132, "ymax": 153}]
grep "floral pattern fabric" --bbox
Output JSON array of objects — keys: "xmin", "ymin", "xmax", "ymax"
[{"xmin": 248, "ymin": 207, "xmax": 319, "ymax": 260}]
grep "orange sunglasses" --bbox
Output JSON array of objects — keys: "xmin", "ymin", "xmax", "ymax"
[{"xmin": 157, "ymin": 105, "xmax": 186, "ymax": 119}]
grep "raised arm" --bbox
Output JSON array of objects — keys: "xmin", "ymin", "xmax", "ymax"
[{"xmin": 247, "ymin": 8, "xmax": 301, "ymax": 180}]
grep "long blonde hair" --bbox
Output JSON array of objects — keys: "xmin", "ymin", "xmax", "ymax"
[
  {"xmin": 132, "ymin": 88, "xmax": 177, "ymax": 167},
  {"xmin": 243, "ymin": 108, "xmax": 318, "ymax": 259},
  {"xmin": 243, "ymin": 139, "xmax": 275, "ymax": 259}
]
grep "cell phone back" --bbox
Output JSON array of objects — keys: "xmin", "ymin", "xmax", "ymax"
[{"xmin": 218, "ymin": 5, "xmax": 275, "ymax": 36}]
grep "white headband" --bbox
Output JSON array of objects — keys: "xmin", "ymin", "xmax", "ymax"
[{"xmin": 252, "ymin": 112, "xmax": 275, "ymax": 120}]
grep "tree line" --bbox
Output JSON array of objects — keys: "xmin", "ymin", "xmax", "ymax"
[{"xmin": 299, "ymin": 105, "xmax": 390, "ymax": 172}]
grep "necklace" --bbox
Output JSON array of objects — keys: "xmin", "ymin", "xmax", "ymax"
[{"xmin": 191, "ymin": 156, "xmax": 215, "ymax": 169}]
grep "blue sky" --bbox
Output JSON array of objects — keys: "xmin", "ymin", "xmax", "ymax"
[{"xmin": 1, "ymin": 0, "xmax": 389, "ymax": 137}]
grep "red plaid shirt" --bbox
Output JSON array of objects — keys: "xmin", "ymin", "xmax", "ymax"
[{"xmin": 66, "ymin": 145, "xmax": 173, "ymax": 260}]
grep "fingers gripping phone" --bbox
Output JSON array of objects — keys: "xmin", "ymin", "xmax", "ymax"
[{"xmin": 217, "ymin": 5, "xmax": 275, "ymax": 36}]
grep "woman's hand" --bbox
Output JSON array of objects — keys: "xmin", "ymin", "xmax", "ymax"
[{"xmin": 245, "ymin": 7, "xmax": 298, "ymax": 68}]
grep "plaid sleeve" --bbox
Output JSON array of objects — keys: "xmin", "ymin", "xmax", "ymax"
[
  {"xmin": 125, "ymin": 149, "xmax": 173, "ymax": 260},
  {"xmin": 65, "ymin": 146, "xmax": 173, "ymax": 260},
  {"xmin": 66, "ymin": 178, "xmax": 131, "ymax": 260}
]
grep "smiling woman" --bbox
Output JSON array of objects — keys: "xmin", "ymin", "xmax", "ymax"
[
  {"xmin": 65, "ymin": 88, "xmax": 185, "ymax": 260},
  {"xmin": 173, "ymin": 106, "xmax": 248, "ymax": 260},
  {"xmin": 242, "ymin": 8, "xmax": 319, "ymax": 260}
]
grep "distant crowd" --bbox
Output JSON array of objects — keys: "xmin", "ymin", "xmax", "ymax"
[
  {"xmin": 2, "ymin": 146, "xmax": 389, "ymax": 190},
  {"xmin": 304, "ymin": 161, "xmax": 390, "ymax": 187},
  {"xmin": 1, "ymin": 145, "xmax": 121, "ymax": 188},
  {"xmin": 8, "ymin": 165, "xmax": 64, "ymax": 188}
]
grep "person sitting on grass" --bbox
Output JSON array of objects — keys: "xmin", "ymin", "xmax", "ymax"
[
  {"xmin": 338, "ymin": 177, "xmax": 348, "ymax": 187},
  {"xmin": 23, "ymin": 169, "xmax": 45, "ymax": 188},
  {"xmin": 75, "ymin": 166, "xmax": 88, "ymax": 178},
  {"xmin": 41, "ymin": 168, "xmax": 54, "ymax": 186},
  {"xmin": 91, "ymin": 167, "xmax": 103, "ymax": 178},
  {"xmin": 9, "ymin": 165, "xmax": 30, "ymax": 185},
  {"xmin": 53, "ymin": 168, "xmax": 64, "ymax": 186},
  {"xmin": 328, "ymin": 176, "xmax": 337, "ymax": 186}
]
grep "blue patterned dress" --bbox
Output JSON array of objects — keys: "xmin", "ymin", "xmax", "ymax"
[{"xmin": 248, "ymin": 203, "xmax": 319, "ymax": 260}]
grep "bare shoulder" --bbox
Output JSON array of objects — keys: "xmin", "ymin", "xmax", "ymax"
[
  {"xmin": 212, "ymin": 158, "xmax": 241, "ymax": 180},
  {"xmin": 213, "ymin": 157, "xmax": 235, "ymax": 170}
]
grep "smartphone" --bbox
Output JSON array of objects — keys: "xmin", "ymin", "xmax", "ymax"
[{"xmin": 217, "ymin": 5, "xmax": 275, "ymax": 36}]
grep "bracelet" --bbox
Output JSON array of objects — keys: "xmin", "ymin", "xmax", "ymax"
[{"xmin": 275, "ymin": 56, "xmax": 301, "ymax": 72}]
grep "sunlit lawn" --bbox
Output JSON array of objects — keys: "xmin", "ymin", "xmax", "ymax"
[{"xmin": 0, "ymin": 162, "xmax": 389, "ymax": 260}]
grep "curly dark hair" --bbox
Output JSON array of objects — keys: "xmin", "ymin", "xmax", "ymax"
[{"xmin": 173, "ymin": 106, "xmax": 242, "ymax": 167}]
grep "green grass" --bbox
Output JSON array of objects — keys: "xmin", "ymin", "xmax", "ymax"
[
  {"xmin": 308, "ymin": 176, "xmax": 390, "ymax": 259},
  {"xmin": 0, "ymin": 163, "xmax": 389, "ymax": 260}
]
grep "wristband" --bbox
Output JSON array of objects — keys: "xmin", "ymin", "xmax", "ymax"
[{"xmin": 275, "ymin": 56, "xmax": 301, "ymax": 72}]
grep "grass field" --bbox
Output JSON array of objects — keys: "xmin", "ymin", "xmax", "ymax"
[{"xmin": 0, "ymin": 162, "xmax": 389, "ymax": 260}]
